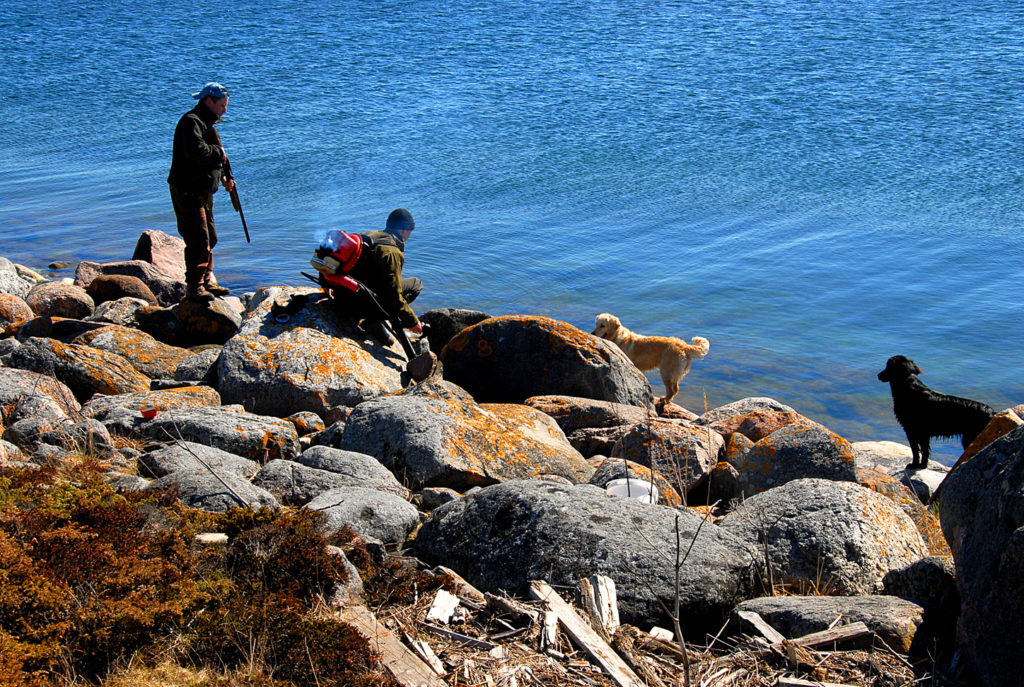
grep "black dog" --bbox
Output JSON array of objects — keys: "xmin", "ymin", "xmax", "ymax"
[{"xmin": 878, "ymin": 355, "xmax": 995, "ymax": 469}]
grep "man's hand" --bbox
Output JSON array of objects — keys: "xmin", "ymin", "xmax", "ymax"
[{"xmin": 222, "ymin": 176, "xmax": 236, "ymax": 193}]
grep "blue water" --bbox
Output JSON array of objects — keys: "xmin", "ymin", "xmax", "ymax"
[{"xmin": 2, "ymin": 1, "xmax": 1023, "ymax": 460}]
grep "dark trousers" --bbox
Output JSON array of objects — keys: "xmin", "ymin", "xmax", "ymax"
[{"xmin": 169, "ymin": 184, "xmax": 218, "ymax": 286}]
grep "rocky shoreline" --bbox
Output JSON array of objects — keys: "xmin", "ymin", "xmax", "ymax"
[{"xmin": 1, "ymin": 231, "xmax": 1022, "ymax": 686}]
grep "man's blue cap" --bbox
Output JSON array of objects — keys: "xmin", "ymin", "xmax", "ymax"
[{"xmin": 192, "ymin": 82, "xmax": 229, "ymax": 100}]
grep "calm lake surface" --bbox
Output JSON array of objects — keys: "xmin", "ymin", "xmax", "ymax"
[{"xmin": 2, "ymin": 0, "xmax": 1022, "ymax": 461}]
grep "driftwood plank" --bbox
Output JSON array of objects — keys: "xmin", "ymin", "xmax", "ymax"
[
  {"xmin": 340, "ymin": 605, "xmax": 447, "ymax": 687},
  {"xmin": 736, "ymin": 610, "xmax": 786, "ymax": 644},
  {"xmin": 403, "ymin": 632, "xmax": 446, "ymax": 677},
  {"xmin": 435, "ymin": 565, "xmax": 486, "ymax": 603},
  {"xmin": 789, "ymin": 621, "xmax": 871, "ymax": 648},
  {"xmin": 529, "ymin": 580, "xmax": 643, "ymax": 687}
]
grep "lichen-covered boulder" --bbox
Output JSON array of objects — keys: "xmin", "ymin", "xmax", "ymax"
[
  {"xmin": 611, "ymin": 418, "xmax": 723, "ymax": 495},
  {"xmin": 173, "ymin": 346, "xmax": 221, "ymax": 384},
  {"xmin": 218, "ymin": 286, "xmax": 407, "ymax": 418},
  {"xmin": 340, "ymin": 378, "xmax": 591, "ymax": 490},
  {"xmin": 109, "ymin": 405, "xmax": 300, "ymax": 463},
  {"xmin": 883, "ymin": 556, "xmax": 960, "ymax": 634},
  {"xmin": 858, "ymin": 468, "xmax": 950, "ymax": 557},
  {"xmin": 959, "ymin": 410, "xmax": 1023, "ymax": 464},
  {"xmin": 566, "ymin": 424, "xmax": 632, "ymax": 458},
  {"xmin": 296, "ymin": 445, "xmax": 409, "ymax": 499},
  {"xmin": 286, "ymin": 411, "xmax": 325, "ymax": 436},
  {"xmin": 25, "ymin": 281, "xmax": 95, "ymax": 320},
  {"xmin": 419, "ymin": 307, "xmax": 491, "ymax": 354},
  {"xmin": 440, "ymin": 315, "xmax": 653, "ymax": 406},
  {"xmin": 138, "ymin": 441, "xmax": 259, "ymax": 479},
  {"xmin": 416, "ymin": 480, "xmax": 760, "ymax": 632},
  {"xmin": 586, "ymin": 456, "xmax": 683, "ymax": 507},
  {"xmin": 6, "ymin": 316, "xmax": 108, "ymax": 343},
  {"xmin": 37, "ymin": 418, "xmax": 115, "ymax": 456},
  {"xmin": 83, "ymin": 386, "xmax": 222, "ymax": 421},
  {"xmin": 84, "ymin": 297, "xmax": 152, "ymax": 328},
  {"xmin": 131, "ymin": 229, "xmax": 187, "ymax": 283},
  {"xmin": 85, "ymin": 274, "xmax": 158, "ymax": 306},
  {"xmin": 851, "ymin": 440, "xmax": 916, "ymax": 474},
  {"xmin": 727, "ymin": 423, "xmax": 858, "ymax": 497},
  {"xmin": 305, "ymin": 487, "xmax": 419, "ymax": 544},
  {"xmin": 938, "ymin": 425, "xmax": 1024, "ymax": 687},
  {"xmin": 720, "ymin": 478, "xmax": 928, "ymax": 595},
  {"xmin": 0, "ymin": 257, "xmax": 34, "ymax": 299},
  {"xmin": 731, "ymin": 595, "xmax": 927, "ymax": 654},
  {"xmin": 709, "ymin": 408, "xmax": 821, "ymax": 442},
  {"xmin": 254, "ymin": 460, "xmax": 385, "ymax": 506},
  {"xmin": 73, "ymin": 324, "xmax": 192, "ymax": 379},
  {"xmin": 0, "ymin": 367, "xmax": 80, "ymax": 418},
  {"xmin": 0, "ymin": 292, "xmax": 33, "ymax": 331},
  {"xmin": 524, "ymin": 395, "xmax": 652, "ymax": 434},
  {"xmin": 698, "ymin": 397, "xmax": 797, "ymax": 427},
  {"xmin": 75, "ymin": 260, "xmax": 185, "ymax": 306},
  {"xmin": 2, "ymin": 336, "xmax": 150, "ymax": 402}
]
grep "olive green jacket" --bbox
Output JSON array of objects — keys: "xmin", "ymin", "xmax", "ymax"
[{"xmin": 348, "ymin": 230, "xmax": 419, "ymax": 328}]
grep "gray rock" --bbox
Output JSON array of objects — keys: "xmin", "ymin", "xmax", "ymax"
[
  {"xmin": 308, "ymin": 420, "xmax": 346, "ymax": 448},
  {"xmin": 416, "ymin": 487, "xmax": 461, "ymax": 510},
  {"xmin": 25, "ymin": 281, "xmax": 95, "ymax": 319},
  {"xmin": 419, "ymin": 307, "xmax": 491, "ymax": 355},
  {"xmin": 138, "ymin": 441, "xmax": 260, "ymax": 479},
  {"xmin": 146, "ymin": 468, "xmax": 279, "ymax": 512},
  {"xmin": 851, "ymin": 440, "xmax": 915, "ymax": 473},
  {"xmin": 697, "ymin": 397, "xmax": 797, "ymax": 427},
  {"xmin": 107, "ymin": 474, "xmax": 150, "ymax": 492},
  {"xmin": 883, "ymin": 556, "xmax": 959, "ymax": 629},
  {"xmin": 0, "ymin": 366, "xmax": 80, "ymax": 418},
  {"xmin": 416, "ymin": 480, "xmax": 760, "ymax": 632},
  {"xmin": 611, "ymin": 418, "xmax": 723, "ymax": 495},
  {"xmin": 720, "ymin": 478, "xmax": 929, "ymax": 595},
  {"xmin": 175, "ymin": 296, "xmax": 242, "ymax": 346},
  {"xmin": 173, "ymin": 346, "xmax": 221, "ymax": 384},
  {"xmin": 218, "ymin": 286, "xmax": 406, "ymax": 417},
  {"xmin": 899, "ymin": 467, "xmax": 947, "ymax": 504},
  {"xmin": 254, "ymin": 459, "xmax": 403, "ymax": 506},
  {"xmin": 4, "ymin": 417, "xmax": 72, "ymax": 451},
  {"xmin": 32, "ymin": 442, "xmax": 75, "ymax": 464},
  {"xmin": 296, "ymin": 445, "xmax": 410, "ymax": 498},
  {"xmin": 85, "ymin": 274, "xmax": 159, "ymax": 306},
  {"xmin": 341, "ymin": 378, "xmax": 591, "ymax": 490},
  {"xmin": 73, "ymin": 324, "xmax": 192, "ymax": 379},
  {"xmin": 567, "ymin": 425, "xmax": 632, "ymax": 458},
  {"xmin": 326, "ymin": 545, "xmax": 365, "ymax": 606},
  {"xmin": 110, "ymin": 405, "xmax": 300, "ymax": 463},
  {"xmin": 305, "ymin": 487, "xmax": 419, "ymax": 544},
  {"xmin": 131, "ymin": 230, "xmax": 187, "ymax": 283},
  {"xmin": 0, "ymin": 257, "xmax": 33, "ymax": 298},
  {"xmin": 1, "ymin": 439, "xmax": 25, "ymax": 461},
  {"xmin": 37, "ymin": 418, "xmax": 115, "ymax": 455},
  {"xmin": 0, "ymin": 292, "xmax": 34, "ymax": 330},
  {"xmin": 439, "ymin": 315, "xmax": 654, "ymax": 407},
  {"xmin": 587, "ymin": 456, "xmax": 683, "ymax": 507},
  {"xmin": 524, "ymin": 394, "xmax": 652, "ymax": 434},
  {"xmin": 286, "ymin": 410, "xmax": 325, "ymax": 436},
  {"xmin": 729, "ymin": 423, "xmax": 859, "ymax": 497},
  {"xmin": 85, "ymin": 297, "xmax": 151, "ymax": 327},
  {"xmin": 75, "ymin": 260, "xmax": 185, "ymax": 306},
  {"xmin": 938, "ymin": 424, "xmax": 1024, "ymax": 687},
  {"xmin": 5, "ymin": 393, "xmax": 70, "ymax": 424},
  {"xmin": 731, "ymin": 595, "xmax": 927, "ymax": 654}
]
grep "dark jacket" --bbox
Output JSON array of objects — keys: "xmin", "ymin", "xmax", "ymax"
[
  {"xmin": 347, "ymin": 230, "xmax": 419, "ymax": 328},
  {"xmin": 167, "ymin": 103, "xmax": 224, "ymax": 195}
]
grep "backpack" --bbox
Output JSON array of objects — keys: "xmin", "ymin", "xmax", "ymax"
[{"xmin": 311, "ymin": 230, "xmax": 365, "ymax": 291}]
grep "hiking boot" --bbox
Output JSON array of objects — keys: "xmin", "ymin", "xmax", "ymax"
[
  {"xmin": 185, "ymin": 284, "xmax": 214, "ymax": 301},
  {"xmin": 204, "ymin": 281, "xmax": 230, "ymax": 297},
  {"xmin": 364, "ymin": 319, "xmax": 395, "ymax": 346}
]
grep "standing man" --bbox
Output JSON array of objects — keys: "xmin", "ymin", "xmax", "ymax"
[{"xmin": 168, "ymin": 82, "xmax": 234, "ymax": 299}]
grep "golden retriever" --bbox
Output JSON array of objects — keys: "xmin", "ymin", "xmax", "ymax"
[{"xmin": 592, "ymin": 313, "xmax": 709, "ymax": 404}]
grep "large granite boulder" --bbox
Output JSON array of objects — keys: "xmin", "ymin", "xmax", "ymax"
[
  {"xmin": 0, "ymin": 257, "xmax": 33, "ymax": 298},
  {"xmin": 218, "ymin": 286, "xmax": 407, "ymax": 417},
  {"xmin": 852, "ymin": 440, "xmax": 920, "ymax": 473},
  {"xmin": 83, "ymin": 386, "xmax": 221, "ymax": 422},
  {"xmin": 731, "ymin": 595, "xmax": 928, "ymax": 654},
  {"xmin": 883, "ymin": 556, "xmax": 960, "ymax": 637},
  {"xmin": 697, "ymin": 397, "xmax": 797, "ymax": 427},
  {"xmin": 131, "ymin": 229, "xmax": 187, "ymax": 283},
  {"xmin": 708, "ymin": 408, "xmax": 821, "ymax": 442},
  {"xmin": 254, "ymin": 460, "xmax": 394, "ymax": 506},
  {"xmin": 586, "ymin": 456, "xmax": 683, "ymax": 507},
  {"xmin": 0, "ymin": 293, "xmax": 34, "ymax": 331},
  {"xmin": 296, "ymin": 445, "xmax": 410, "ymax": 499},
  {"xmin": 73, "ymin": 324, "xmax": 192, "ymax": 379},
  {"xmin": 104, "ymin": 405, "xmax": 300, "ymax": 463},
  {"xmin": 440, "ymin": 315, "xmax": 653, "ymax": 407},
  {"xmin": 25, "ymin": 281, "xmax": 95, "ymax": 320},
  {"xmin": 84, "ymin": 297, "xmax": 152, "ymax": 327},
  {"xmin": 419, "ymin": 307, "xmax": 491, "ymax": 355},
  {"xmin": 611, "ymin": 418, "xmax": 723, "ymax": 495},
  {"xmin": 75, "ymin": 260, "xmax": 185, "ymax": 306},
  {"xmin": 340, "ymin": 379, "xmax": 591, "ymax": 490},
  {"xmin": 175, "ymin": 296, "xmax": 242, "ymax": 346},
  {"xmin": 0, "ymin": 367, "xmax": 80, "ymax": 418},
  {"xmin": 138, "ymin": 441, "xmax": 259, "ymax": 479},
  {"xmin": 6, "ymin": 316, "xmax": 108, "ymax": 343},
  {"xmin": 416, "ymin": 480, "xmax": 760, "ymax": 632},
  {"xmin": 85, "ymin": 274, "xmax": 158, "ymax": 306},
  {"xmin": 2, "ymin": 336, "xmax": 150, "ymax": 402},
  {"xmin": 726, "ymin": 423, "xmax": 858, "ymax": 497},
  {"xmin": 720, "ymin": 478, "xmax": 928, "ymax": 595},
  {"xmin": 305, "ymin": 487, "xmax": 420, "ymax": 544},
  {"xmin": 173, "ymin": 346, "xmax": 221, "ymax": 384},
  {"xmin": 146, "ymin": 468, "xmax": 279, "ymax": 512},
  {"xmin": 938, "ymin": 425, "xmax": 1024, "ymax": 687}
]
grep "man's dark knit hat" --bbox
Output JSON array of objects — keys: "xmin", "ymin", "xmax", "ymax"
[{"xmin": 386, "ymin": 208, "xmax": 415, "ymax": 233}]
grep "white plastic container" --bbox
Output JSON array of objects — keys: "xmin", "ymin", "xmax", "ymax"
[{"xmin": 605, "ymin": 477, "xmax": 659, "ymax": 505}]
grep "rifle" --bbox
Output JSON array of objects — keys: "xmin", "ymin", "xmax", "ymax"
[{"xmin": 209, "ymin": 126, "xmax": 251, "ymax": 243}]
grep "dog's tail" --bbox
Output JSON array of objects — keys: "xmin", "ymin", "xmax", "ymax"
[{"xmin": 687, "ymin": 336, "xmax": 710, "ymax": 359}]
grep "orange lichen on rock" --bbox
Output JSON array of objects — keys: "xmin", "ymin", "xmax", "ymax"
[{"xmin": 858, "ymin": 468, "xmax": 951, "ymax": 558}]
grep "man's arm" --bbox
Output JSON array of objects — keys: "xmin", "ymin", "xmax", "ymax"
[
  {"xmin": 380, "ymin": 251, "xmax": 420, "ymax": 329},
  {"xmin": 180, "ymin": 115, "xmax": 223, "ymax": 167}
]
